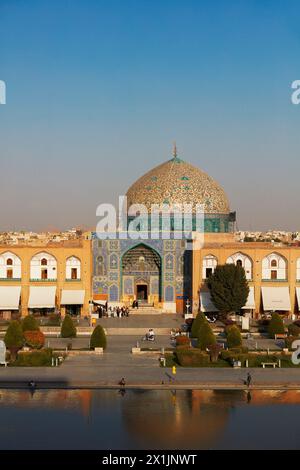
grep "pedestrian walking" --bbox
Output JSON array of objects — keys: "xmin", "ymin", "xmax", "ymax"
[
  {"xmin": 246, "ymin": 372, "xmax": 252, "ymax": 387},
  {"xmin": 119, "ymin": 377, "xmax": 126, "ymax": 388}
]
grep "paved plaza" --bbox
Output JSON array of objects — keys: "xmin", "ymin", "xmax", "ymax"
[
  {"xmin": 0, "ymin": 333, "xmax": 300, "ymax": 390},
  {"xmin": 0, "ymin": 315, "xmax": 298, "ymax": 390}
]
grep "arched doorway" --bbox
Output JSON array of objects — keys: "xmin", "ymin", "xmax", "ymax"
[{"xmin": 122, "ymin": 244, "xmax": 161, "ymax": 305}]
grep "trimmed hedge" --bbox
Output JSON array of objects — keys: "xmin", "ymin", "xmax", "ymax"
[
  {"xmin": 220, "ymin": 350, "xmax": 242, "ymax": 366},
  {"xmin": 268, "ymin": 313, "xmax": 285, "ymax": 338},
  {"xmin": 175, "ymin": 348, "xmax": 210, "ymax": 367},
  {"xmin": 90, "ymin": 325, "xmax": 107, "ymax": 349},
  {"xmin": 21, "ymin": 315, "xmax": 40, "ymax": 332},
  {"xmin": 13, "ymin": 348, "xmax": 53, "ymax": 367},
  {"xmin": 226, "ymin": 325, "xmax": 242, "ymax": 348},
  {"xmin": 173, "ymin": 348, "xmax": 298, "ymax": 368},
  {"xmin": 176, "ymin": 335, "xmax": 190, "ymax": 347},
  {"xmin": 24, "ymin": 330, "xmax": 45, "ymax": 349},
  {"xmin": 285, "ymin": 336, "xmax": 299, "ymax": 350},
  {"xmin": 61, "ymin": 315, "xmax": 77, "ymax": 338},
  {"xmin": 228, "ymin": 346, "xmax": 249, "ymax": 354},
  {"xmin": 288, "ymin": 323, "xmax": 300, "ymax": 337},
  {"xmin": 220, "ymin": 350, "xmax": 293, "ymax": 368}
]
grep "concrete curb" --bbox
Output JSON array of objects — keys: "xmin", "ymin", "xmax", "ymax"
[{"xmin": 0, "ymin": 381, "xmax": 300, "ymax": 391}]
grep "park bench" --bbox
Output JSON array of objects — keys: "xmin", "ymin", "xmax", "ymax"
[
  {"xmin": 261, "ymin": 362, "xmax": 278, "ymax": 368},
  {"xmin": 274, "ymin": 333, "xmax": 286, "ymax": 340}
]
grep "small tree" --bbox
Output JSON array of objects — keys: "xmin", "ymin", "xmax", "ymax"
[
  {"xmin": 4, "ymin": 320, "xmax": 24, "ymax": 360},
  {"xmin": 268, "ymin": 313, "xmax": 285, "ymax": 339},
  {"xmin": 61, "ymin": 315, "xmax": 77, "ymax": 338},
  {"xmin": 90, "ymin": 325, "xmax": 107, "ymax": 349},
  {"xmin": 226, "ymin": 325, "xmax": 242, "ymax": 349},
  {"xmin": 197, "ymin": 322, "xmax": 216, "ymax": 351},
  {"xmin": 207, "ymin": 264, "xmax": 249, "ymax": 320},
  {"xmin": 191, "ymin": 312, "xmax": 207, "ymax": 338},
  {"xmin": 22, "ymin": 315, "xmax": 40, "ymax": 332}
]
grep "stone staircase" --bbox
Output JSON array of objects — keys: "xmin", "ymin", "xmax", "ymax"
[{"xmin": 130, "ymin": 304, "xmax": 163, "ymax": 315}]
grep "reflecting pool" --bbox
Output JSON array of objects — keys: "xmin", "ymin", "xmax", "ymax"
[{"xmin": 0, "ymin": 389, "xmax": 300, "ymax": 449}]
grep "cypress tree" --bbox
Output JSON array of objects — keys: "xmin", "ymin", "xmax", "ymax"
[
  {"xmin": 61, "ymin": 315, "xmax": 77, "ymax": 338},
  {"xmin": 90, "ymin": 325, "xmax": 107, "ymax": 350}
]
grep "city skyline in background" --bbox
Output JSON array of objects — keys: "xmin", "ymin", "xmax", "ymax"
[{"xmin": 1, "ymin": 0, "xmax": 300, "ymax": 232}]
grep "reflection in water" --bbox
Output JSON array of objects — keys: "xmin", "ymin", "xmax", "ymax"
[
  {"xmin": 122, "ymin": 389, "xmax": 229, "ymax": 449},
  {"xmin": 1, "ymin": 389, "xmax": 300, "ymax": 449}
]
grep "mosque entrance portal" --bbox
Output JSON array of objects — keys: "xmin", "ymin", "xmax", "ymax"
[
  {"xmin": 136, "ymin": 284, "xmax": 148, "ymax": 301},
  {"xmin": 122, "ymin": 244, "xmax": 161, "ymax": 305}
]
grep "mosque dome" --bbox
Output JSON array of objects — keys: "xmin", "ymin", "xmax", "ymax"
[{"xmin": 126, "ymin": 148, "xmax": 230, "ymax": 214}]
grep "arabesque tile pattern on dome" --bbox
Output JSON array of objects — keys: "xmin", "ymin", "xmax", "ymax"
[{"xmin": 126, "ymin": 155, "xmax": 230, "ymax": 214}]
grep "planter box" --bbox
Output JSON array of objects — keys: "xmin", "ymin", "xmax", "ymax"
[
  {"xmin": 94, "ymin": 347, "xmax": 103, "ymax": 355},
  {"xmin": 233, "ymin": 360, "xmax": 241, "ymax": 368}
]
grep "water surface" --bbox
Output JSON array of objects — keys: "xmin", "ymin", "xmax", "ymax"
[{"xmin": 0, "ymin": 389, "xmax": 300, "ymax": 449}]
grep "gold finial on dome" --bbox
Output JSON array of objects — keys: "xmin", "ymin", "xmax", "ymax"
[{"xmin": 172, "ymin": 142, "xmax": 177, "ymax": 158}]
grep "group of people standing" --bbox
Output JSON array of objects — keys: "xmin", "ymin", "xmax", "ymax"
[
  {"xmin": 108, "ymin": 306, "xmax": 130, "ymax": 318},
  {"xmin": 94, "ymin": 304, "xmax": 130, "ymax": 318}
]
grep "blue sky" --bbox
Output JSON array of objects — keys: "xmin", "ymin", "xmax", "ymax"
[{"xmin": 0, "ymin": 0, "xmax": 299, "ymax": 231}]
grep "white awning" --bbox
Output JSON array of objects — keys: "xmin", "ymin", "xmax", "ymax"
[
  {"xmin": 61, "ymin": 290, "xmax": 85, "ymax": 305},
  {"xmin": 28, "ymin": 286, "xmax": 56, "ymax": 309},
  {"xmin": 0, "ymin": 286, "xmax": 21, "ymax": 310},
  {"xmin": 261, "ymin": 287, "xmax": 291, "ymax": 312},
  {"xmin": 296, "ymin": 288, "xmax": 300, "ymax": 311},
  {"xmin": 242, "ymin": 286, "xmax": 255, "ymax": 310},
  {"xmin": 200, "ymin": 291, "xmax": 218, "ymax": 312},
  {"xmin": 93, "ymin": 300, "xmax": 107, "ymax": 306}
]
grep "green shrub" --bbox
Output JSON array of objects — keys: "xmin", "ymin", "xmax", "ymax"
[
  {"xmin": 90, "ymin": 325, "xmax": 107, "ymax": 349},
  {"xmin": 207, "ymin": 343, "xmax": 222, "ymax": 362},
  {"xmin": 226, "ymin": 325, "xmax": 242, "ymax": 348},
  {"xmin": 288, "ymin": 323, "xmax": 300, "ymax": 337},
  {"xmin": 220, "ymin": 350, "xmax": 247, "ymax": 362},
  {"xmin": 176, "ymin": 348, "xmax": 210, "ymax": 367},
  {"xmin": 13, "ymin": 348, "xmax": 53, "ymax": 367},
  {"xmin": 191, "ymin": 313, "xmax": 207, "ymax": 338},
  {"xmin": 197, "ymin": 322, "xmax": 216, "ymax": 351},
  {"xmin": 4, "ymin": 321, "xmax": 24, "ymax": 358},
  {"xmin": 228, "ymin": 346, "xmax": 249, "ymax": 354},
  {"xmin": 268, "ymin": 313, "xmax": 285, "ymax": 338},
  {"xmin": 220, "ymin": 350, "xmax": 282, "ymax": 368},
  {"xmin": 247, "ymin": 354, "xmax": 279, "ymax": 368},
  {"xmin": 61, "ymin": 315, "xmax": 77, "ymax": 338},
  {"xmin": 21, "ymin": 315, "xmax": 40, "ymax": 332},
  {"xmin": 285, "ymin": 336, "xmax": 299, "ymax": 350},
  {"xmin": 175, "ymin": 335, "xmax": 190, "ymax": 347},
  {"xmin": 24, "ymin": 330, "xmax": 45, "ymax": 349}
]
